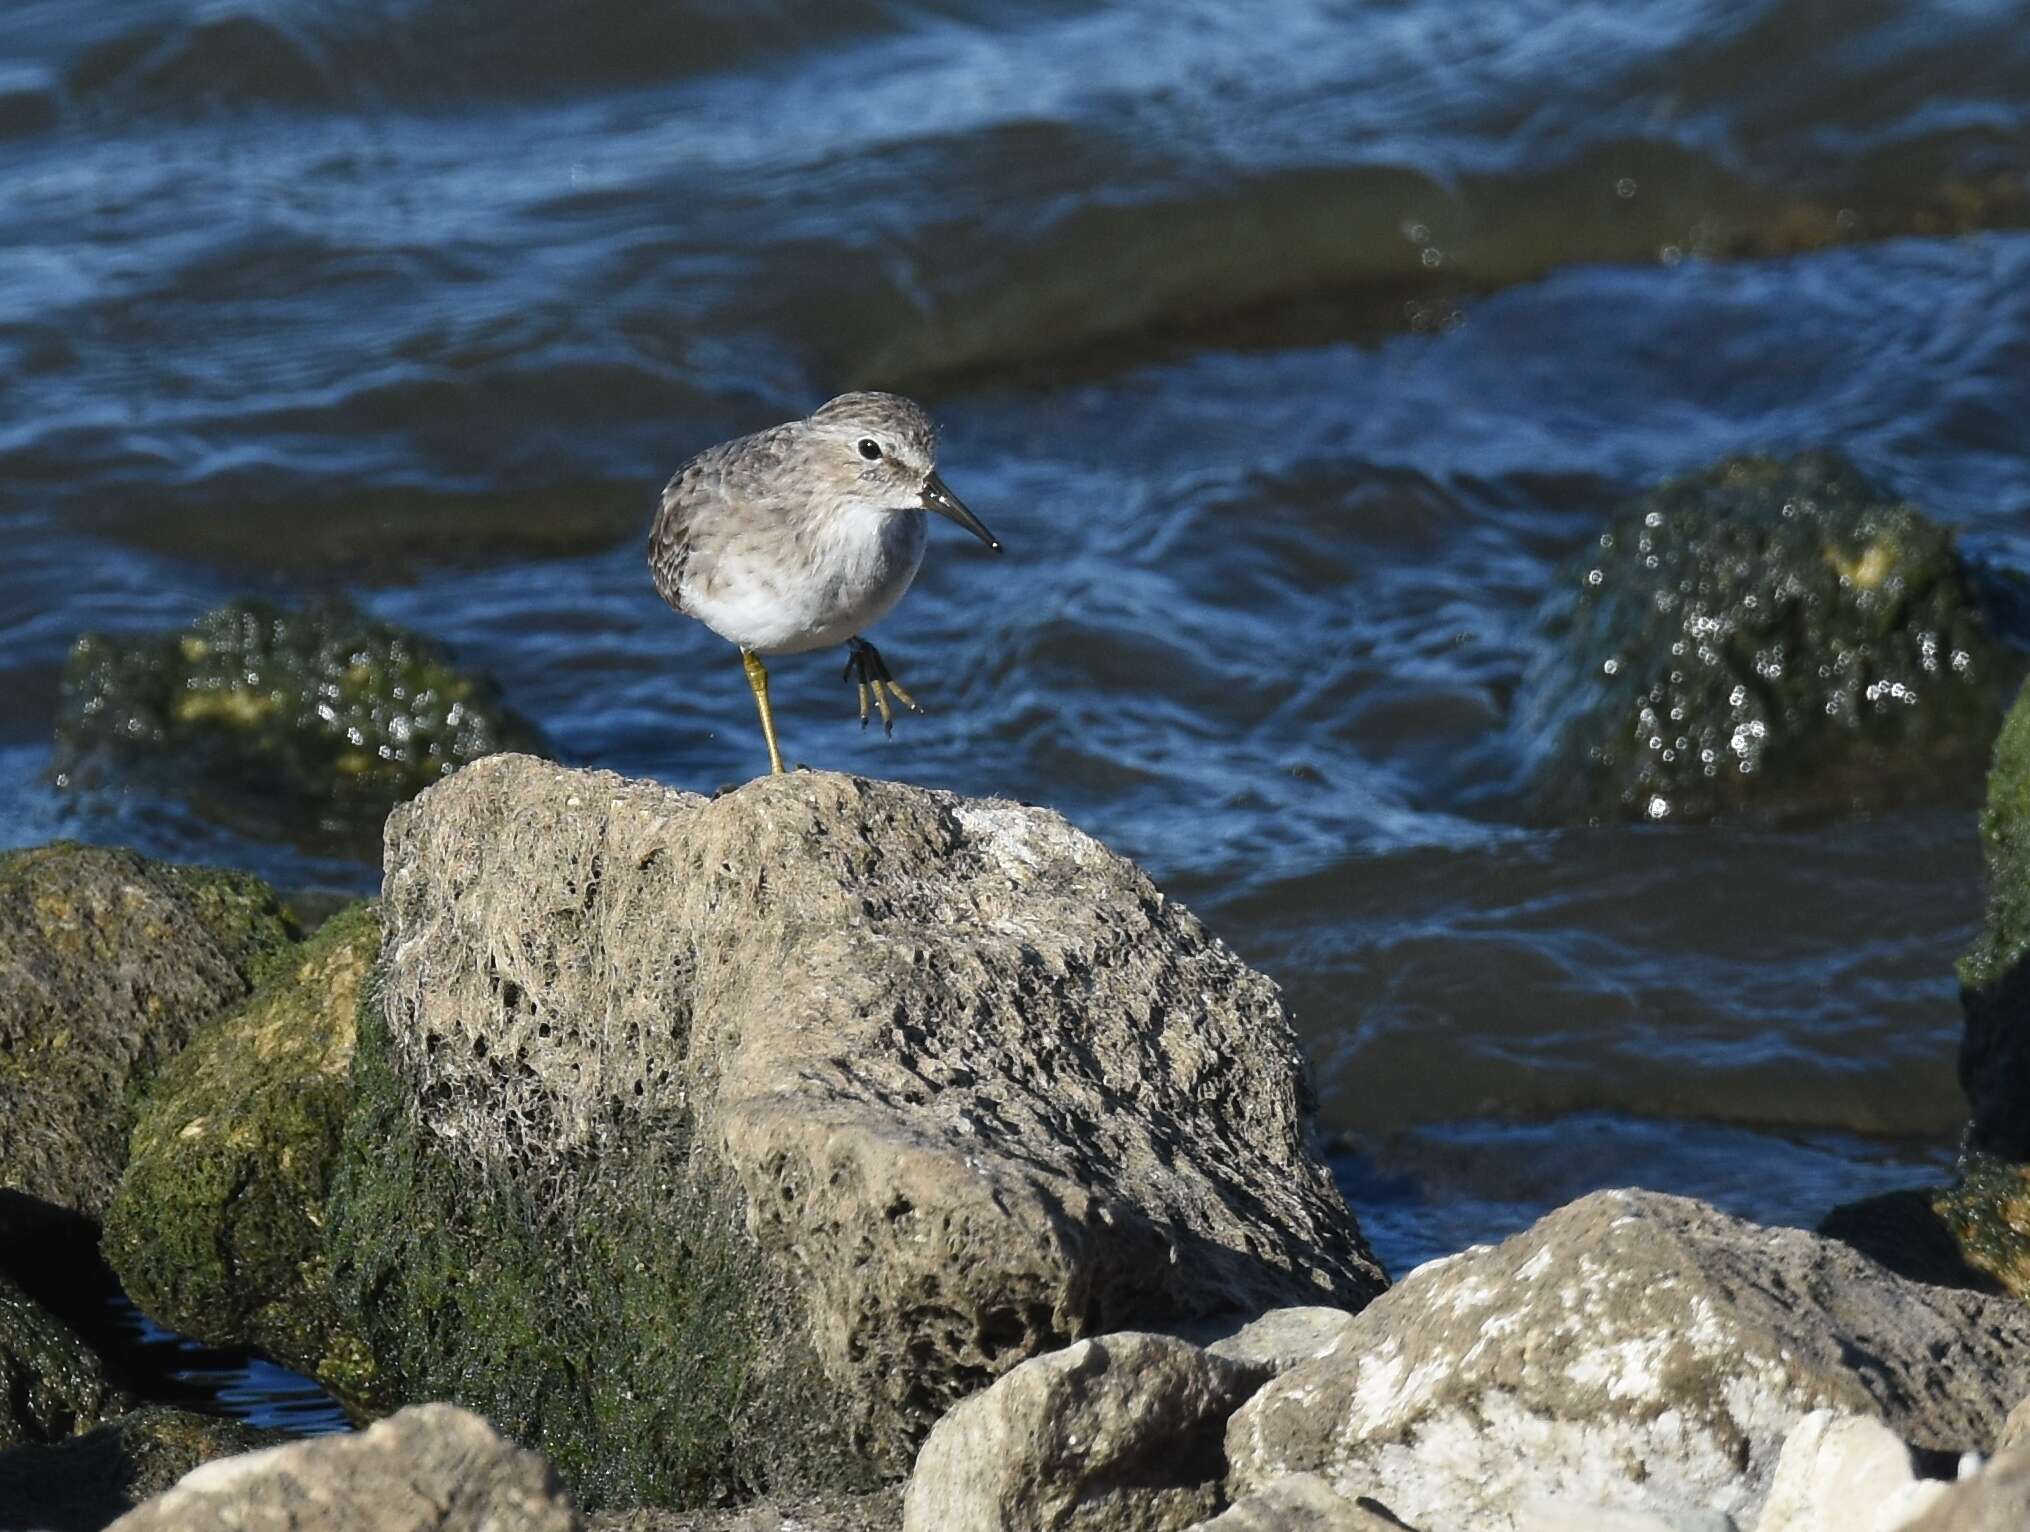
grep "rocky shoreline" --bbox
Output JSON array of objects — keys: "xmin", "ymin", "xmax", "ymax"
[{"xmin": 4, "ymin": 456, "xmax": 2030, "ymax": 1529}]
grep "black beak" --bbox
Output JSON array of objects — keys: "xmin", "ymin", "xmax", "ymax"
[{"xmin": 921, "ymin": 471, "xmax": 1001, "ymax": 552}]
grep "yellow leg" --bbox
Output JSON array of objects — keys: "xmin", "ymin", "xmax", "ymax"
[{"xmin": 740, "ymin": 649, "xmax": 786, "ymax": 776}]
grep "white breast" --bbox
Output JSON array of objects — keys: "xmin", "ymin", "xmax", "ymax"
[{"xmin": 683, "ymin": 504, "xmax": 927, "ymax": 656}]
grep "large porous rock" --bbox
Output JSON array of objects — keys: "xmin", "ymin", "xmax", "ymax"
[
  {"xmin": 585, "ymin": 1488, "xmax": 903, "ymax": 1532},
  {"xmin": 55, "ymin": 598, "xmax": 539, "ymax": 857},
  {"xmin": 1185, "ymin": 1474, "xmax": 1401, "ymax": 1531},
  {"xmin": 328, "ymin": 756, "xmax": 1381, "ymax": 1510},
  {"xmin": 0, "ymin": 841, "xmax": 296, "ymax": 1222},
  {"xmin": 0, "ymin": 1406, "xmax": 284, "ymax": 1532},
  {"xmin": 107, "ymin": 1402, "xmax": 579, "ymax": 1532},
  {"xmin": 0, "ymin": 1268, "xmax": 127, "ymax": 1450},
  {"xmin": 1225, "ymin": 1190, "xmax": 2030, "ymax": 1530},
  {"xmin": 902, "ymin": 1332, "xmax": 1257, "ymax": 1532},
  {"xmin": 102, "ymin": 901, "xmax": 385, "ymax": 1411},
  {"xmin": 1521, "ymin": 453, "xmax": 2006, "ymax": 825}
]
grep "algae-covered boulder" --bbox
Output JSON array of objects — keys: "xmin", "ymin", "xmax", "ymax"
[
  {"xmin": 0, "ymin": 842, "xmax": 296, "ymax": 1221},
  {"xmin": 0, "ymin": 1268, "xmax": 127, "ymax": 1450},
  {"xmin": 103, "ymin": 902, "xmax": 384, "ymax": 1412},
  {"xmin": 328, "ymin": 756, "xmax": 1381, "ymax": 1510},
  {"xmin": 55, "ymin": 598, "xmax": 539, "ymax": 856},
  {"xmin": 1962, "ymin": 682, "xmax": 2030, "ymax": 1160},
  {"xmin": 1523, "ymin": 453, "xmax": 2006, "ymax": 824},
  {"xmin": 0, "ymin": 1406, "xmax": 284, "ymax": 1532}
]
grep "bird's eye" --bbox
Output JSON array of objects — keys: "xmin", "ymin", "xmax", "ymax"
[{"xmin": 857, "ymin": 438, "xmax": 882, "ymax": 461}]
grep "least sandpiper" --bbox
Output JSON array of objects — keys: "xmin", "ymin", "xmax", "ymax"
[{"xmin": 649, "ymin": 392, "xmax": 1001, "ymax": 775}]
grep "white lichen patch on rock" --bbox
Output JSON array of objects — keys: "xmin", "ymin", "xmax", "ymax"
[{"xmin": 1224, "ymin": 1191, "xmax": 2030, "ymax": 1531}]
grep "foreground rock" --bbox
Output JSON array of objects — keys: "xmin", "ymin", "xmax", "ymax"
[
  {"xmin": 103, "ymin": 901, "xmax": 386, "ymax": 1411},
  {"xmin": 0, "ymin": 1407, "xmax": 283, "ymax": 1532},
  {"xmin": 1523, "ymin": 452, "xmax": 2006, "ymax": 825},
  {"xmin": 1899, "ymin": 1442, "xmax": 2030, "ymax": 1531},
  {"xmin": 328, "ymin": 757, "xmax": 1382, "ymax": 1508},
  {"xmin": 1226, "ymin": 1191, "xmax": 2030, "ymax": 1529},
  {"xmin": 1751, "ymin": 1411, "xmax": 1952, "ymax": 1531},
  {"xmin": 55, "ymin": 598, "xmax": 538, "ymax": 856},
  {"xmin": 108, "ymin": 1403, "xmax": 578, "ymax": 1532},
  {"xmin": 0, "ymin": 841, "xmax": 295, "ymax": 1222},
  {"xmin": 903, "ymin": 1333, "xmax": 1255, "ymax": 1532}
]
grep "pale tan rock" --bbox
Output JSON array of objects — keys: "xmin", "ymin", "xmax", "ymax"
[
  {"xmin": 1751, "ymin": 1411, "xmax": 1948, "ymax": 1532},
  {"xmin": 902, "ymin": 1332, "xmax": 1253, "ymax": 1532},
  {"xmin": 1896, "ymin": 1445, "xmax": 2030, "ymax": 1532},
  {"xmin": 1226, "ymin": 1191, "xmax": 2030, "ymax": 1531},
  {"xmin": 108, "ymin": 1402, "xmax": 579, "ymax": 1531},
  {"xmin": 1185, "ymin": 1473, "xmax": 1401, "ymax": 1530},
  {"xmin": 367, "ymin": 758, "xmax": 1382, "ymax": 1479}
]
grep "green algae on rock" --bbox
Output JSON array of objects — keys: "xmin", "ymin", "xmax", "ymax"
[
  {"xmin": 1524, "ymin": 452, "xmax": 2007, "ymax": 825},
  {"xmin": 0, "ymin": 1406, "xmax": 285, "ymax": 1532},
  {"xmin": 103, "ymin": 902, "xmax": 387, "ymax": 1414},
  {"xmin": 54, "ymin": 599, "xmax": 539, "ymax": 857},
  {"xmin": 1962, "ymin": 682, "xmax": 2030, "ymax": 1160},
  {"xmin": 0, "ymin": 842, "xmax": 297, "ymax": 1222},
  {"xmin": 0, "ymin": 1268, "xmax": 128, "ymax": 1450}
]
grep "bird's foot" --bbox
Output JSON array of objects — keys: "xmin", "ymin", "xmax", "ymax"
[{"xmin": 843, "ymin": 637, "xmax": 923, "ymax": 737}]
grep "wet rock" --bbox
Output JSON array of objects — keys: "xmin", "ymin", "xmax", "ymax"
[
  {"xmin": 108, "ymin": 1402, "xmax": 580, "ymax": 1532},
  {"xmin": 103, "ymin": 901, "xmax": 386, "ymax": 1412},
  {"xmin": 0, "ymin": 1406, "xmax": 284, "ymax": 1532},
  {"xmin": 1749, "ymin": 1411, "xmax": 1950, "ymax": 1532},
  {"xmin": 1961, "ymin": 681, "xmax": 2030, "ymax": 1160},
  {"xmin": 1225, "ymin": 1190, "xmax": 2030, "ymax": 1530},
  {"xmin": 1184, "ymin": 1474, "xmax": 1398, "ymax": 1531},
  {"xmin": 902, "ymin": 1332, "xmax": 1254, "ymax": 1532},
  {"xmin": 328, "ymin": 756, "xmax": 1380, "ymax": 1509},
  {"xmin": 55, "ymin": 598, "xmax": 539, "ymax": 857},
  {"xmin": 1523, "ymin": 453, "xmax": 2005, "ymax": 825},
  {"xmin": 0, "ymin": 1267, "xmax": 126, "ymax": 1450},
  {"xmin": 0, "ymin": 841, "xmax": 296, "ymax": 1221}
]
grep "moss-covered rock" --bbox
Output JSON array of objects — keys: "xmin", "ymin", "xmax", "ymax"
[
  {"xmin": 0, "ymin": 842, "xmax": 296, "ymax": 1221},
  {"xmin": 54, "ymin": 598, "xmax": 540, "ymax": 857},
  {"xmin": 328, "ymin": 993, "xmax": 854, "ymax": 1510},
  {"xmin": 0, "ymin": 1406, "xmax": 285, "ymax": 1532},
  {"xmin": 1962, "ymin": 682, "xmax": 2030, "ymax": 1159},
  {"xmin": 0, "ymin": 1268, "xmax": 127, "ymax": 1449},
  {"xmin": 103, "ymin": 902, "xmax": 386, "ymax": 1413},
  {"xmin": 1524, "ymin": 452, "xmax": 2008, "ymax": 824}
]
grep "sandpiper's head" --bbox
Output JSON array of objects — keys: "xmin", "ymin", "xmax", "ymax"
[{"xmin": 807, "ymin": 391, "xmax": 1000, "ymax": 551}]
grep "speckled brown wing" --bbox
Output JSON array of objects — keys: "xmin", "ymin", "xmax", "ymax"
[{"xmin": 647, "ymin": 424, "xmax": 795, "ymax": 617}]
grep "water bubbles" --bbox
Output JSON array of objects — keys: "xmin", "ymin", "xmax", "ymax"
[
  {"xmin": 1615, "ymin": 177, "xmax": 1638, "ymax": 199},
  {"xmin": 1645, "ymin": 795, "xmax": 1670, "ymax": 820},
  {"xmin": 1587, "ymin": 568, "xmax": 1605, "ymax": 587}
]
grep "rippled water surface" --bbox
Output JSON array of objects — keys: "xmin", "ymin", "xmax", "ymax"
[{"xmin": 4, "ymin": 0, "xmax": 2029, "ymax": 1428}]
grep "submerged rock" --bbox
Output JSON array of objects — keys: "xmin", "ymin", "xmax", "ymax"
[
  {"xmin": 0, "ymin": 1268, "xmax": 127, "ymax": 1450},
  {"xmin": 108, "ymin": 1403, "xmax": 579, "ymax": 1532},
  {"xmin": 327, "ymin": 756, "xmax": 1381, "ymax": 1509},
  {"xmin": 0, "ymin": 841, "xmax": 296, "ymax": 1222},
  {"xmin": 54, "ymin": 598, "xmax": 538, "ymax": 856},
  {"xmin": 102, "ymin": 901, "xmax": 385, "ymax": 1412},
  {"xmin": 1224, "ymin": 1190, "xmax": 2030, "ymax": 1530},
  {"xmin": 0, "ymin": 1406, "xmax": 284, "ymax": 1532},
  {"xmin": 1523, "ymin": 453, "xmax": 2005, "ymax": 825}
]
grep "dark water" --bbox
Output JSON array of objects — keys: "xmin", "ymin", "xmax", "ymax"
[{"xmin": 5, "ymin": 0, "xmax": 2030, "ymax": 1429}]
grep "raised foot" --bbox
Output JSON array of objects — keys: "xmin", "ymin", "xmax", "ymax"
[{"xmin": 843, "ymin": 637, "xmax": 924, "ymax": 737}]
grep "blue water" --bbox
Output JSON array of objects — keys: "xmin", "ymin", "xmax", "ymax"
[{"xmin": 2, "ymin": 0, "xmax": 2027, "ymax": 1430}]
